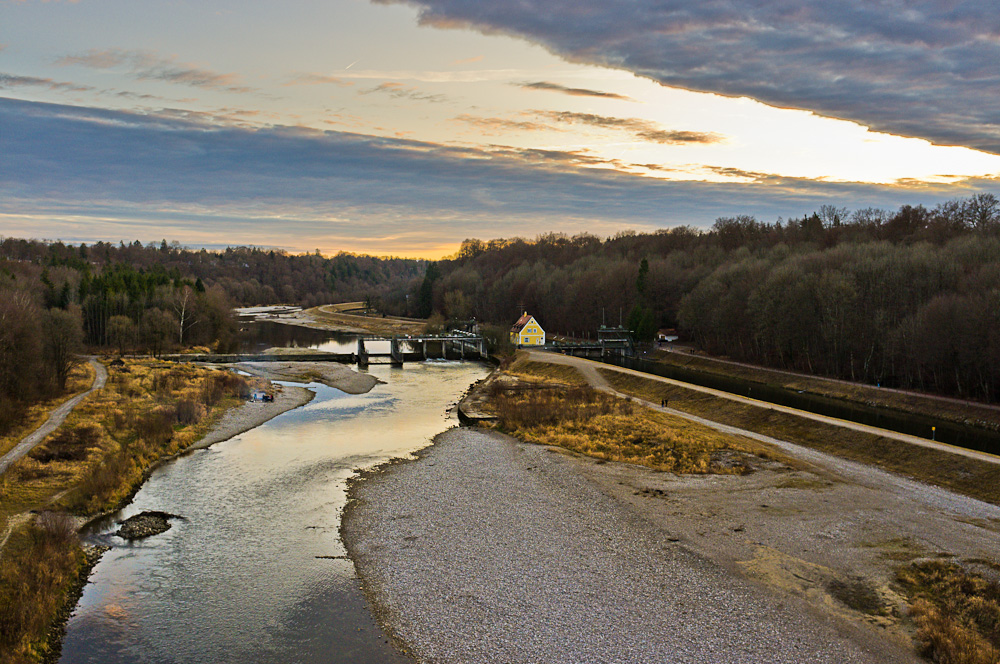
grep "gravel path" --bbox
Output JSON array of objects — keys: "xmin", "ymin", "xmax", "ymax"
[
  {"xmin": 0, "ymin": 357, "xmax": 107, "ymax": 476},
  {"xmin": 528, "ymin": 350, "xmax": 1000, "ymax": 466},
  {"xmin": 343, "ymin": 428, "xmax": 913, "ymax": 664}
]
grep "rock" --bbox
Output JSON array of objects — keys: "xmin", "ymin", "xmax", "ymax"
[{"xmin": 115, "ymin": 511, "xmax": 183, "ymax": 540}]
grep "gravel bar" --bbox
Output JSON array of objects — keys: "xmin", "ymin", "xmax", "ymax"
[{"xmin": 343, "ymin": 428, "xmax": 910, "ymax": 664}]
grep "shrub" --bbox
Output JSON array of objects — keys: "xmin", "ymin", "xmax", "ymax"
[
  {"xmin": 30, "ymin": 424, "xmax": 102, "ymax": 463},
  {"xmin": 0, "ymin": 516, "xmax": 82, "ymax": 662},
  {"xmin": 898, "ymin": 560, "xmax": 1000, "ymax": 664}
]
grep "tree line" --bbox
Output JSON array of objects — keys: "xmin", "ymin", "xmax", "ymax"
[
  {"xmin": 0, "ymin": 239, "xmax": 426, "ymax": 434},
  {"xmin": 419, "ymin": 194, "xmax": 1000, "ymax": 401}
]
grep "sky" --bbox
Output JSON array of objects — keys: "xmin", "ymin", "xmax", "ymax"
[{"xmin": 1, "ymin": 0, "xmax": 999, "ymax": 257}]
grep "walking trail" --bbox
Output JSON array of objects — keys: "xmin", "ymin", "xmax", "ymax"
[
  {"xmin": 527, "ymin": 350, "xmax": 1000, "ymax": 466},
  {"xmin": 0, "ymin": 357, "xmax": 107, "ymax": 476}
]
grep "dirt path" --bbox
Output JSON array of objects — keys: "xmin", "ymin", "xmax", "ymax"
[
  {"xmin": 0, "ymin": 357, "xmax": 107, "ymax": 476},
  {"xmin": 529, "ymin": 350, "xmax": 1000, "ymax": 466}
]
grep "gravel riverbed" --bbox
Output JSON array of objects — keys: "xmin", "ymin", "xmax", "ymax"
[{"xmin": 343, "ymin": 427, "xmax": 916, "ymax": 664}]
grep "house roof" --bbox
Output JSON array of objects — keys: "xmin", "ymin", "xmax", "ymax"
[{"xmin": 510, "ymin": 312, "xmax": 537, "ymax": 334}]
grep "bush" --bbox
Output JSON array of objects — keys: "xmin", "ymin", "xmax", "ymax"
[
  {"xmin": 898, "ymin": 560, "xmax": 1000, "ymax": 664},
  {"xmin": 0, "ymin": 516, "xmax": 82, "ymax": 662},
  {"xmin": 30, "ymin": 424, "xmax": 102, "ymax": 463}
]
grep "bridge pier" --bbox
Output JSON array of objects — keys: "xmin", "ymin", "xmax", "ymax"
[
  {"xmin": 390, "ymin": 337, "xmax": 404, "ymax": 366},
  {"xmin": 357, "ymin": 338, "xmax": 369, "ymax": 368}
]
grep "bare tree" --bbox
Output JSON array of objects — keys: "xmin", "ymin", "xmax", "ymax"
[
  {"xmin": 172, "ymin": 286, "xmax": 198, "ymax": 346},
  {"xmin": 42, "ymin": 306, "xmax": 84, "ymax": 391},
  {"xmin": 0, "ymin": 289, "xmax": 43, "ymax": 399},
  {"xmin": 107, "ymin": 315, "xmax": 135, "ymax": 355}
]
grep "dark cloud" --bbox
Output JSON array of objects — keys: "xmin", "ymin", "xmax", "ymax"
[
  {"xmin": 360, "ymin": 81, "xmax": 448, "ymax": 103},
  {"xmin": 0, "ymin": 72, "xmax": 93, "ymax": 93},
  {"xmin": 57, "ymin": 49, "xmax": 254, "ymax": 93},
  {"xmin": 542, "ymin": 111, "xmax": 723, "ymax": 144},
  {"xmin": 1, "ymin": 97, "xmax": 997, "ymax": 250},
  {"xmin": 376, "ymin": 0, "xmax": 1000, "ymax": 154},
  {"xmin": 518, "ymin": 81, "xmax": 632, "ymax": 100}
]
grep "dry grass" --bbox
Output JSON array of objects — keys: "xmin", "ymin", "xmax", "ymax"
[
  {"xmin": 0, "ymin": 362, "xmax": 95, "ymax": 458},
  {"xmin": 486, "ymin": 380, "xmax": 786, "ymax": 474},
  {"xmin": 897, "ymin": 560, "xmax": 1000, "ymax": 664},
  {"xmin": 600, "ymin": 368, "xmax": 1000, "ymax": 506},
  {"xmin": 0, "ymin": 514, "xmax": 83, "ymax": 664},
  {"xmin": 507, "ymin": 355, "xmax": 587, "ymax": 386},
  {"xmin": 653, "ymin": 350, "xmax": 1000, "ymax": 431},
  {"xmin": 304, "ymin": 305, "xmax": 426, "ymax": 336}
]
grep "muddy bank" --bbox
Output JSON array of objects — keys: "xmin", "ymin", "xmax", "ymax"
[
  {"xmin": 343, "ymin": 427, "xmax": 915, "ymax": 664},
  {"xmin": 235, "ymin": 361, "xmax": 380, "ymax": 395}
]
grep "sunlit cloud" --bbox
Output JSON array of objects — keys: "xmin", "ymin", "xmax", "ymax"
[
  {"xmin": 541, "ymin": 111, "xmax": 723, "ymax": 145},
  {"xmin": 453, "ymin": 113, "xmax": 556, "ymax": 134},
  {"xmin": 57, "ymin": 48, "xmax": 254, "ymax": 93},
  {"xmin": 360, "ymin": 81, "xmax": 448, "ymax": 103},
  {"xmin": 452, "ymin": 55, "xmax": 484, "ymax": 65},
  {"xmin": 285, "ymin": 73, "xmax": 355, "ymax": 87},
  {"xmin": 518, "ymin": 81, "xmax": 632, "ymax": 101},
  {"xmin": 4, "ymin": 95, "xmax": 996, "ymax": 259},
  {"xmin": 340, "ymin": 68, "xmax": 557, "ymax": 83}
]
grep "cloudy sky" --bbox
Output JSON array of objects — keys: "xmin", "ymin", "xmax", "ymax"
[{"xmin": 2, "ymin": 0, "xmax": 998, "ymax": 257}]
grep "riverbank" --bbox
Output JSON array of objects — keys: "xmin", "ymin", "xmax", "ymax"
[
  {"xmin": 233, "ymin": 361, "xmax": 380, "ymax": 394},
  {"xmin": 347, "ymin": 353, "xmax": 1000, "ymax": 663},
  {"xmin": 342, "ymin": 427, "xmax": 920, "ymax": 663},
  {"xmin": 270, "ymin": 305, "xmax": 426, "ymax": 337},
  {"xmin": 183, "ymin": 385, "xmax": 314, "ymax": 451}
]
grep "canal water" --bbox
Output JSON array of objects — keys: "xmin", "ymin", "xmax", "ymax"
[{"xmin": 59, "ymin": 358, "xmax": 489, "ymax": 663}]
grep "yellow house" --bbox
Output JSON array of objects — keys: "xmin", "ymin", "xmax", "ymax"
[{"xmin": 510, "ymin": 312, "xmax": 546, "ymax": 346}]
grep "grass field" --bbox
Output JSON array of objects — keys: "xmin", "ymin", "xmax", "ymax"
[
  {"xmin": 487, "ymin": 359, "xmax": 795, "ymax": 474},
  {"xmin": 599, "ymin": 368, "xmax": 1000, "ymax": 506},
  {"xmin": 302, "ymin": 305, "xmax": 426, "ymax": 336}
]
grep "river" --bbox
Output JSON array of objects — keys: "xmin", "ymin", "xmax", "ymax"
[{"xmin": 59, "ymin": 352, "xmax": 489, "ymax": 663}]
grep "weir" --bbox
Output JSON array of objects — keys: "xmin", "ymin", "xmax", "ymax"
[{"xmin": 359, "ymin": 333, "xmax": 487, "ymax": 365}]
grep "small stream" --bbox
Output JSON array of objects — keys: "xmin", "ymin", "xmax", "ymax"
[{"xmin": 59, "ymin": 326, "xmax": 489, "ymax": 663}]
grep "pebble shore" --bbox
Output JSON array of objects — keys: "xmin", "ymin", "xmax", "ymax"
[{"xmin": 343, "ymin": 427, "xmax": 914, "ymax": 664}]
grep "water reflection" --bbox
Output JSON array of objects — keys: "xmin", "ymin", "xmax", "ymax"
[
  {"xmin": 237, "ymin": 320, "xmax": 358, "ymax": 354},
  {"xmin": 60, "ymin": 362, "xmax": 489, "ymax": 664}
]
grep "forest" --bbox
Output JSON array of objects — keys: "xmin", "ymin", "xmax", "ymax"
[{"xmin": 423, "ymin": 194, "xmax": 1000, "ymax": 401}]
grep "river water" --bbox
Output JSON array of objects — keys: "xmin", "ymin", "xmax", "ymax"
[{"xmin": 59, "ymin": 357, "xmax": 489, "ymax": 663}]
